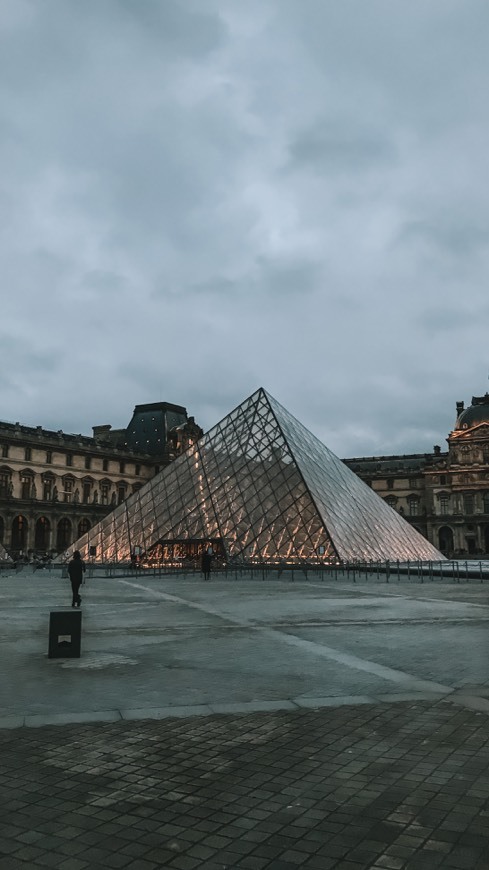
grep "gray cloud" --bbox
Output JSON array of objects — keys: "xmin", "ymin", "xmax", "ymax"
[
  {"xmin": 1, "ymin": 0, "xmax": 489, "ymax": 455},
  {"xmin": 399, "ymin": 219, "xmax": 489, "ymax": 260},
  {"xmin": 288, "ymin": 125, "xmax": 396, "ymax": 175}
]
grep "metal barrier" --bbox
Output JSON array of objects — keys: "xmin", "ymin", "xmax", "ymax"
[{"xmin": 70, "ymin": 558, "xmax": 489, "ymax": 584}]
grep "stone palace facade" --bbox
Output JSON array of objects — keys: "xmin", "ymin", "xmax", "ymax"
[
  {"xmin": 0, "ymin": 401, "xmax": 202, "ymax": 559},
  {"xmin": 345, "ymin": 393, "xmax": 489, "ymax": 557}
]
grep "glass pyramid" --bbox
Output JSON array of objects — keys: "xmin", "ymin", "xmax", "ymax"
[{"xmin": 68, "ymin": 388, "xmax": 444, "ymax": 565}]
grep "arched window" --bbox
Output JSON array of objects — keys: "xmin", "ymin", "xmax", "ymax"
[
  {"xmin": 11, "ymin": 515, "xmax": 28, "ymax": 551},
  {"xmin": 56, "ymin": 518, "xmax": 72, "ymax": 551},
  {"xmin": 438, "ymin": 526, "xmax": 454, "ymax": 556},
  {"xmin": 78, "ymin": 518, "xmax": 91, "ymax": 538},
  {"xmin": 35, "ymin": 517, "xmax": 51, "ymax": 551}
]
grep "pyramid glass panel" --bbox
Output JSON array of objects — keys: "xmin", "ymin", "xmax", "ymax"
[
  {"xmin": 266, "ymin": 392, "xmax": 443, "ymax": 562},
  {"xmin": 65, "ymin": 388, "xmax": 444, "ymax": 565}
]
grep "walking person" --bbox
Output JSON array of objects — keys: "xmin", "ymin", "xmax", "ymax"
[
  {"xmin": 68, "ymin": 550, "xmax": 85, "ymax": 607},
  {"xmin": 201, "ymin": 550, "xmax": 212, "ymax": 581}
]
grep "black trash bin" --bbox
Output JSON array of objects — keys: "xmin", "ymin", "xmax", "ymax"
[{"xmin": 48, "ymin": 610, "xmax": 82, "ymax": 658}]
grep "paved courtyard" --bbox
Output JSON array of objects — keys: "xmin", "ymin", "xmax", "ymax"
[{"xmin": 1, "ymin": 567, "xmax": 488, "ymax": 868}]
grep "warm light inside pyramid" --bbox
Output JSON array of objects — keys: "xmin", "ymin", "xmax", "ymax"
[{"xmin": 66, "ymin": 389, "xmax": 444, "ymax": 565}]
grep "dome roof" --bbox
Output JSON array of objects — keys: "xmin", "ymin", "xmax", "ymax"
[{"xmin": 455, "ymin": 394, "xmax": 489, "ymax": 429}]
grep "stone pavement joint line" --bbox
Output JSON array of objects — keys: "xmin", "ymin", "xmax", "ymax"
[
  {"xmin": 0, "ymin": 692, "xmax": 461, "ymax": 731},
  {"xmin": 1, "ymin": 703, "xmax": 488, "ymax": 870},
  {"xmin": 120, "ymin": 580, "xmax": 455, "ymax": 695}
]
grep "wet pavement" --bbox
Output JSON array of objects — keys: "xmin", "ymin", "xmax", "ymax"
[{"xmin": 1, "ymin": 568, "xmax": 488, "ymax": 868}]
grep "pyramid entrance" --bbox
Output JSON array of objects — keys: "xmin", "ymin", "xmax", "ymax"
[{"xmin": 143, "ymin": 538, "xmax": 226, "ymax": 568}]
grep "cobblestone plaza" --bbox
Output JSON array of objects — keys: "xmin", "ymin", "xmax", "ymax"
[{"xmin": 1, "ymin": 567, "xmax": 488, "ymax": 868}]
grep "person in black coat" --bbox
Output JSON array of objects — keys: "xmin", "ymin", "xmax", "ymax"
[
  {"xmin": 201, "ymin": 551, "xmax": 212, "ymax": 581},
  {"xmin": 68, "ymin": 550, "xmax": 85, "ymax": 607}
]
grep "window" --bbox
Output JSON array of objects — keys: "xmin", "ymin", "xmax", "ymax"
[
  {"xmin": 117, "ymin": 483, "xmax": 126, "ymax": 505},
  {"xmin": 46, "ymin": 450, "xmax": 52, "ymax": 464},
  {"xmin": 78, "ymin": 518, "xmax": 91, "ymax": 537},
  {"xmin": 102, "ymin": 458, "xmax": 109, "ymax": 472},
  {"xmin": 408, "ymin": 497, "xmax": 419, "ymax": 516},
  {"xmin": 83, "ymin": 481, "xmax": 92, "ymax": 504},
  {"xmin": 119, "ymin": 460, "xmax": 125, "ymax": 474},
  {"xmin": 387, "ymin": 478, "xmax": 394, "ymax": 490},
  {"xmin": 25, "ymin": 447, "xmax": 31, "ymax": 461},
  {"xmin": 463, "ymin": 494, "xmax": 474, "ymax": 515},
  {"xmin": 56, "ymin": 518, "xmax": 72, "ymax": 550},
  {"xmin": 43, "ymin": 476, "xmax": 54, "ymax": 501},
  {"xmin": 101, "ymin": 482, "xmax": 110, "ymax": 505},
  {"xmin": 439, "ymin": 495, "xmax": 450, "ymax": 515},
  {"xmin": 34, "ymin": 516, "xmax": 50, "ymax": 551},
  {"xmin": 11, "ymin": 515, "xmax": 28, "ymax": 550},
  {"xmin": 66, "ymin": 454, "xmax": 73, "ymax": 467},
  {"xmin": 1, "ymin": 444, "xmax": 8, "ymax": 458},
  {"xmin": 135, "ymin": 464, "xmax": 141, "ymax": 476},
  {"xmin": 21, "ymin": 473, "xmax": 32, "ymax": 499},
  {"xmin": 63, "ymin": 478, "xmax": 74, "ymax": 503},
  {"xmin": 0, "ymin": 469, "xmax": 11, "ymax": 497},
  {"xmin": 439, "ymin": 474, "xmax": 447, "ymax": 485},
  {"xmin": 84, "ymin": 456, "xmax": 91, "ymax": 470},
  {"xmin": 385, "ymin": 496, "xmax": 397, "ymax": 509}
]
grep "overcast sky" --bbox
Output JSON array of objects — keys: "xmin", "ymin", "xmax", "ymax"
[{"xmin": 1, "ymin": 1, "xmax": 488, "ymax": 458}]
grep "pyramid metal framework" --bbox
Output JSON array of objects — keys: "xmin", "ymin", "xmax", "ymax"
[{"xmin": 68, "ymin": 388, "xmax": 444, "ymax": 564}]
